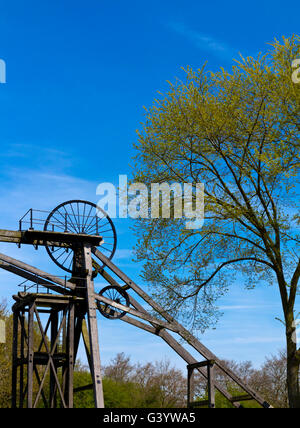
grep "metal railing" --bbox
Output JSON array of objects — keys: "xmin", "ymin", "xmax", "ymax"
[
  {"xmin": 17, "ymin": 276, "xmax": 89, "ymax": 294},
  {"xmin": 18, "ymin": 208, "xmax": 101, "ymax": 235},
  {"xmin": 17, "ymin": 276, "xmax": 68, "ymax": 294},
  {"xmin": 19, "ymin": 209, "xmax": 51, "ymax": 231}
]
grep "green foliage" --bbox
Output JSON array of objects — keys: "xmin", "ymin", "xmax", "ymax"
[
  {"xmin": 132, "ymin": 36, "xmax": 300, "ymax": 332},
  {"xmin": 73, "ymin": 375, "xmax": 166, "ymax": 408},
  {"xmin": 214, "ymin": 390, "xmax": 261, "ymax": 409},
  {"xmin": 73, "ymin": 353, "xmax": 186, "ymax": 408},
  {"xmin": 103, "ymin": 378, "xmax": 146, "ymax": 408},
  {"xmin": 132, "ymin": 36, "xmax": 300, "ymax": 407},
  {"xmin": 194, "ymin": 390, "xmax": 261, "ymax": 408},
  {"xmin": 73, "ymin": 370, "xmax": 94, "ymax": 408}
]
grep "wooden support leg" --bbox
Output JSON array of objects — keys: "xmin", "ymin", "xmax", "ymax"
[
  {"xmin": 61, "ymin": 308, "xmax": 68, "ymax": 404},
  {"xmin": 187, "ymin": 367, "xmax": 195, "ymax": 408},
  {"xmin": 27, "ymin": 304, "xmax": 34, "ymax": 408},
  {"xmin": 66, "ymin": 302, "xmax": 75, "ymax": 408},
  {"xmin": 83, "ymin": 244, "xmax": 104, "ymax": 408},
  {"xmin": 74, "ymin": 314, "xmax": 84, "ymax": 362},
  {"xmin": 11, "ymin": 310, "xmax": 19, "ymax": 408},
  {"xmin": 19, "ymin": 311, "xmax": 25, "ymax": 408},
  {"xmin": 207, "ymin": 362, "xmax": 215, "ymax": 408},
  {"xmin": 50, "ymin": 310, "xmax": 58, "ymax": 408}
]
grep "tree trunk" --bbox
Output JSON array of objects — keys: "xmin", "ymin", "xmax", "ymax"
[{"xmin": 286, "ymin": 317, "xmax": 300, "ymax": 408}]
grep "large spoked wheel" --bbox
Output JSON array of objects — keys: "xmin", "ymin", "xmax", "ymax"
[
  {"xmin": 44, "ymin": 200, "xmax": 117, "ymax": 273},
  {"xmin": 97, "ymin": 286, "xmax": 130, "ymax": 320}
]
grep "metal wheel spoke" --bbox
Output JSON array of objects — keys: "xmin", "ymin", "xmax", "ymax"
[
  {"xmin": 84, "ymin": 214, "xmax": 95, "ymax": 233},
  {"xmin": 98, "ymin": 227, "xmax": 113, "ymax": 234},
  {"xmin": 76, "ymin": 202, "xmax": 81, "ymax": 231},
  {"xmin": 49, "ymin": 213, "xmax": 66, "ymax": 230},
  {"xmin": 82, "ymin": 205, "xmax": 94, "ymax": 232},
  {"xmin": 101, "ymin": 246, "xmax": 112, "ymax": 252},
  {"xmin": 85, "ymin": 215, "xmax": 99, "ymax": 235},
  {"xmin": 68, "ymin": 205, "xmax": 81, "ymax": 233},
  {"xmin": 67, "ymin": 258, "xmax": 73, "ymax": 272},
  {"xmin": 55, "ymin": 250, "xmax": 68, "ymax": 262},
  {"xmin": 61, "ymin": 251, "xmax": 72, "ymax": 268},
  {"xmin": 44, "ymin": 200, "xmax": 117, "ymax": 273},
  {"xmin": 85, "ymin": 214, "xmax": 107, "ymax": 234},
  {"xmin": 51, "ymin": 247, "xmax": 65, "ymax": 254},
  {"xmin": 97, "ymin": 286, "xmax": 129, "ymax": 320}
]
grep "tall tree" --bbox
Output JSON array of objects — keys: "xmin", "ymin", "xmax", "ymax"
[{"xmin": 132, "ymin": 36, "xmax": 300, "ymax": 407}]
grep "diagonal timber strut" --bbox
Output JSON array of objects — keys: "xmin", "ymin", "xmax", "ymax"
[
  {"xmin": 92, "ymin": 247, "xmax": 272, "ymax": 409},
  {"xmin": 98, "ymin": 267, "xmax": 241, "ymax": 407},
  {"xmin": 0, "ymin": 252, "xmax": 75, "ymax": 292},
  {"xmin": 0, "ymin": 225, "xmax": 271, "ymax": 408}
]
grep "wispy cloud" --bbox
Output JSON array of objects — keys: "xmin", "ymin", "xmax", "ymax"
[
  {"xmin": 0, "ymin": 169, "xmax": 97, "ymax": 225},
  {"xmin": 233, "ymin": 336, "xmax": 283, "ymax": 345},
  {"xmin": 168, "ymin": 22, "xmax": 236, "ymax": 60},
  {"xmin": 204, "ymin": 335, "xmax": 283, "ymax": 346},
  {"xmin": 114, "ymin": 249, "xmax": 134, "ymax": 260},
  {"xmin": 219, "ymin": 305, "xmax": 274, "ymax": 311}
]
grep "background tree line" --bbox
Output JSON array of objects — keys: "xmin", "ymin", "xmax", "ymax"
[{"xmin": 0, "ymin": 301, "xmax": 289, "ymax": 408}]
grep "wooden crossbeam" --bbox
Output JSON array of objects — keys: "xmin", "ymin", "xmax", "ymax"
[
  {"xmin": 187, "ymin": 360, "xmax": 215, "ymax": 370},
  {"xmin": 25, "ymin": 230, "xmax": 103, "ymax": 247},
  {"xmin": 74, "ymin": 383, "xmax": 94, "ymax": 393},
  {"xmin": 231, "ymin": 394, "xmax": 253, "ymax": 402},
  {"xmin": 0, "ymin": 229, "xmax": 24, "ymax": 244},
  {"xmin": 190, "ymin": 400, "xmax": 210, "ymax": 407},
  {"xmin": 0, "ymin": 229, "xmax": 103, "ymax": 247}
]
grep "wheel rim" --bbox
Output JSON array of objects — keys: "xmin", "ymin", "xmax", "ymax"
[
  {"xmin": 97, "ymin": 286, "xmax": 130, "ymax": 320},
  {"xmin": 44, "ymin": 200, "xmax": 117, "ymax": 273}
]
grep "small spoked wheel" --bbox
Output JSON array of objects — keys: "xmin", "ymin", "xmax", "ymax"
[
  {"xmin": 44, "ymin": 200, "xmax": 117, "ymax": 273},
  {"xmin": 97, "ymin": 286, "xmax": 130, "ymax": 320}
]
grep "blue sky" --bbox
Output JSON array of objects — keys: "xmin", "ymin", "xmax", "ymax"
[{"xmin": 0, "ymin": 0, "xmax": 299, "ymax": 371}]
